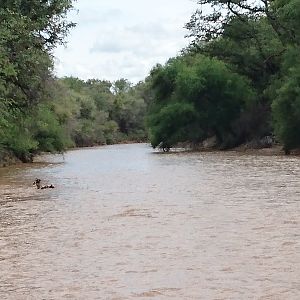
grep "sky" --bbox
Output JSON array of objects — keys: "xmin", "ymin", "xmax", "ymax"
[{"xmin": 53, "ymin": 0, "xmax": 198, "ymax": 83}]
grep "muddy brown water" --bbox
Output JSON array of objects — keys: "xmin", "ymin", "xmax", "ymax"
[{"xmin": 0, "ymin": 144, "xmax": 299, "ymax": 299}]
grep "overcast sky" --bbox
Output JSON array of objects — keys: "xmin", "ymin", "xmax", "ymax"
[{"xmin": 53, "ymin": 0, "xmax": 198, "ymax": 83}]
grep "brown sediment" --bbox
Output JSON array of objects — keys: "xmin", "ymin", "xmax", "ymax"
[{"xmin": 232, "ymin": 144, "xmax": 285, "ymax": 156}]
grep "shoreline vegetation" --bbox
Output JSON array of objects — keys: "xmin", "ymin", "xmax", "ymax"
[
  {"xmin": 146, "ymin": 1, "xmax": 300, "ymax": 155},
  {"xmin": 0, "ymin": 2, "xmax": 148, "ymax": 167},
  {"xmin": 1, "ymin": 1, "xmax": 300, "ymax": 167}
]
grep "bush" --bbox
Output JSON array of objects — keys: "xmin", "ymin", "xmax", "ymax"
[
  {"xmin": 147, "ymin": 54, "xmax": 256, "ymax": 149},
  {"xmin": 272, "ymin": 47, "xmax": 300, "ymax": 152}
]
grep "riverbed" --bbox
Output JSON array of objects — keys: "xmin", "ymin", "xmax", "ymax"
[{"xmin": 0, "ymin": 144, "xmax": 299, "ymax": 299}]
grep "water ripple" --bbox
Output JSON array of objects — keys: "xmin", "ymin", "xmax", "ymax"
[{"xmin": 0, "ymin": 144, "xmax": 300, "ymax": 299}]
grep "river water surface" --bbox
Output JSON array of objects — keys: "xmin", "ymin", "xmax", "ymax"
[{"xmin": 0, "ymin": 144, "xmax": 299, "ymax": 299}]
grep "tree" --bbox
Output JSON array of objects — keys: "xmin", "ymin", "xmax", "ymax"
[
  {"xmin": 110, "ymin": 79, "xmax": 147, "ymax": 138},
  {"xmin": 272, "ymin": 46, "xmax": 300, "ymax": 153},
  {"xmin": 52, "ymin": 77, "xmax": 148, "ymax": 147},
  {"xmin": 147, "ymin": 54, "xmax": 255, "ymax": 149},
  {"xmin": 185, "ymin": 0, "xmax": 296, "ymax": 47},
  {"xmin": 0, "ymin": 0, "xmax": 75, "ymax": 50},
  {"xmin": 184, "ymin": 0, "xmax": 300, "ymax": 152},
  {"xmin": 0, "ymin": 1, "xmax": 75, "ymax": 108},
  {"xmin": 147, "ymin": 101, "xmax": 198, "ymax": 150},
  {"xmin": 0, "ymin": 0, "xmax": 75, "ymax": 160}
]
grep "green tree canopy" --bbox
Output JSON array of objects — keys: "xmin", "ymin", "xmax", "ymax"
[
  {"xmin": 147, "ymin": 54, "xmax": 255, "ymax": 149},
  {"xmin": 272, "ymin": 46, "xmax": 300, "ymax": 153},
  {"xmin": 0, "ymin": 0, "xmax": 75, "ymax": 161}
]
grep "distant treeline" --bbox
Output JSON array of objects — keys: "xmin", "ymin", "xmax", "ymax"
[
  {"xmin": 44, "ymin": 77, "xmax": 150, "ymax": 148},
  {"xmin": 146, "ymin": 0, "xmax": 300, "ymax": 154},
  {"xmin": 0, "ymin": 74, "xmax": 150, "ymax": 162}
]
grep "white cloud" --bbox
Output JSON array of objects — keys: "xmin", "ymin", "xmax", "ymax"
[{"xmin": 54, "ymin": 0, "xmax": 198, "ymax": 83}]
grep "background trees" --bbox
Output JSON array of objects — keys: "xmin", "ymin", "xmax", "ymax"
[
  {"xmin": 146, "ymin": 0, "xmax": 300, "ymax": 152},
  {"xmin": 147, "ymin": 55, "xmax": 255, "ymax": 149},
  {"xmin": 55, "ymin": 77, "xmax": 148, "ymax": 147},
  {"xmin": 272, "ymin": 47, "xmax": 300, "ymax": 153}
]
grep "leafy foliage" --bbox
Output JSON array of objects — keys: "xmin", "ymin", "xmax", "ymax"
[
  {"xmin": 272, "ymin": 47, "xmax": 300, "ymax": 152},
  {"xmin": 0, "ymin": 1, "xmax": 149, "ymax": 163},
  {"xmin": 145, "ymin": 0, "xmax": 300, "ymax": 152},
  {"xmin": 56, "ymin": 77, "xmax": 148, "ymax": 147},
  {"xmin": 147, "ymin": 55, "xmax": 255, "ymax": 149},
  {"xmin": 0, "ymin": 0, "xmax": 75, "ymax": 161}
]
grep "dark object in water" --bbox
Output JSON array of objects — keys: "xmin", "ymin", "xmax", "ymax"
[{"xmin": 33, "ymin": 178, "xmax": 55, "ymax": 189}]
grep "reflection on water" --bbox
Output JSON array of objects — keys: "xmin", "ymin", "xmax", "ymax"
[{"xmin": 0, "ymin": 144, "xmax": 299, "ymax": 299}]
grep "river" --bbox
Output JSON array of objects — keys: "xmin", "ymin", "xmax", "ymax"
[{"xmin": 0, "ymin": 144, "xmax": 299, "ymax": 299}]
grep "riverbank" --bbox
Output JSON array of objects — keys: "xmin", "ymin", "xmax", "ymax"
[
  {"xmin": 0, "ymin": 150, "xmax": 22, "ymax": 168},
  {"xmin": 233, "ymin": 144, "xmax": 285, "ymax": 156},
  {"xmin": 0, "ymin": 138, "xmax": 147, "ymax": 168},
  {"xmin": 0, "ymin": 141, "xmax": 297, "ymax": 168}
]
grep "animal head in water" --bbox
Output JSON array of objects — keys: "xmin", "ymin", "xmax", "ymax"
[
  {"xmin": 33, "ymin": 178, "xmax": 41, "ymax": 189},
  {"xmin": 33, "ymin": 178, "xmax": 54, "ymax": 189}
]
